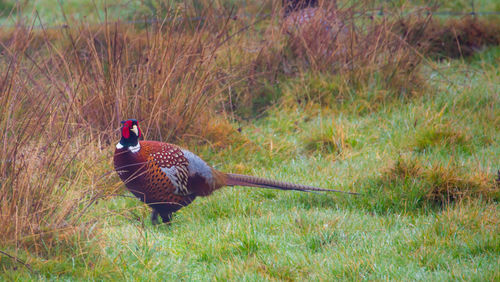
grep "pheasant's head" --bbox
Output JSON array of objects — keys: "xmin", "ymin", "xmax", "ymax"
[{"xmin": 117, "ymin": 119, "xmax": 142, "ymax": 150}]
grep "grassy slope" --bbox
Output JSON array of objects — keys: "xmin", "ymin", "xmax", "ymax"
[{"xmin": 2, "ymin": 46, "xmax": 498, "ymax": 280}]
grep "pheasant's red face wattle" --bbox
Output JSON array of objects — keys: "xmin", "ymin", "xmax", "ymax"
[{"xmin": 122, "ymin": 123, "xmax": 130, "ymax": 139}]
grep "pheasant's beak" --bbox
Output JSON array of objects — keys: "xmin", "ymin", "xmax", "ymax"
[{"xmin": 131, "ymin": 125, "xmax": 139, "ymax": 136}]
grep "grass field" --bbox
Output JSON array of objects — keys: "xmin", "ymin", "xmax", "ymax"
[{"xmin": 0, "ymin": 0, "xmax": 499, "ymax": 280}]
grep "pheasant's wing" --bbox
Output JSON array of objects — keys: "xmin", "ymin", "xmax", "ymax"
[
  {"xmin": 149, "ymin": 144, "xmax": 215, "ymax": 196},
  {"xmin": 149, "ymin": 145, "xmax": 191, "ymax": 196}
]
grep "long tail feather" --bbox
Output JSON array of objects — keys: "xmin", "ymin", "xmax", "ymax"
[{"xmin": 225, "ymin": 173, "xmax": 359, "ymax": 195}]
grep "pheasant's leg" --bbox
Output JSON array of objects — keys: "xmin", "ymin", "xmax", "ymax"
[
  {"xmin": 159, "ymin": 212, "xmax": 173, "ymax": 223},
  {"xmin": 150, "ymin": 204, "xmax": 175, "ymax": 224},
  {"xmin": 151, "ymin": 197, "xmax": 195, "ymax": 224},
  {"xmin": 151, "ymin": 209, "xmax": 160, "ymax": 225}
]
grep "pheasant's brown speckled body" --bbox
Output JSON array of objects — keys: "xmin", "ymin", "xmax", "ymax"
[
  {"xmin": 114, "ymin": 119, "xmax": 358, "ymax": 224},
  {"xmin": 114, "ymin": 140, "xmax": 225, "ymax": 223},
  {"xmin": 115, "ymin": 142, "xmax": 189, "ymax": 219}
]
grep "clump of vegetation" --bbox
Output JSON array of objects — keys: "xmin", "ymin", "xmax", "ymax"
[
  {"xmin": 282, "ymin": 4, "xmax": 426, "ymax": 99},
  {"xmin": 413, "ymin": 123, "xmax": 470, "ymax": 152},
  {"xmin": 395, "ymin": 15, "xmax": 500, "ymax": 58},
  {"xmin": 193, "ymin": 117, "xmax": 245, "ymax": 149},
  {"xmin": 423, "ymin": 161, "xmax": 498, "ymax": 205},
  {"xmin": 360, "ymin": 155, "xmax": 499, "ymax": 213},
  {"xmin": 302, "ymin": 119, "xmax": 355, "ymax": 157},
  {"xmin": 279, "ymin": 72, "xmax": 346, "ymax": 106}
]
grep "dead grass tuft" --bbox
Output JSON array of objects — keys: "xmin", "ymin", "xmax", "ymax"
[
  {"xmin": 395, "ymin": 15, "xmax": 500, "ymax": 59},
  {"xmin": 186, "ymin": 117, "xmax": 245, "ymax": 149},
  {"xmin": 385, "ymin": 155, "xmax": 498, "ymax": 207}
]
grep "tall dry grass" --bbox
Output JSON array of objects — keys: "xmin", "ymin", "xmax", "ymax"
[
  {"xmin": 281, "ymin": 2, "xmax": 424, "ymax": 94},
  {"xmin": 0, "ymin": 5, "xmax": 253, "ymax": 253}
]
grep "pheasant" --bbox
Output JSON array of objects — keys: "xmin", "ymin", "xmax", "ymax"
[{"xmin": 114, "ymin": 119, "xmax": 358, "ymax": 224}]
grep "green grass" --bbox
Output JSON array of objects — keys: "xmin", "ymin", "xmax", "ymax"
[
  {"xmin": 0, "ymin": 0, "xmax": 271, "ymax": 26},
  {"xmin": 0, "ymin": 0, "xmax": 141, "ymax": 25},
  {"xmin": 2, "ymin": 0, "xmax": 500, "ymax": 27},
  {"xmin": 2, "ymin": 45, "xmax": 498, "ymax": 280}
]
